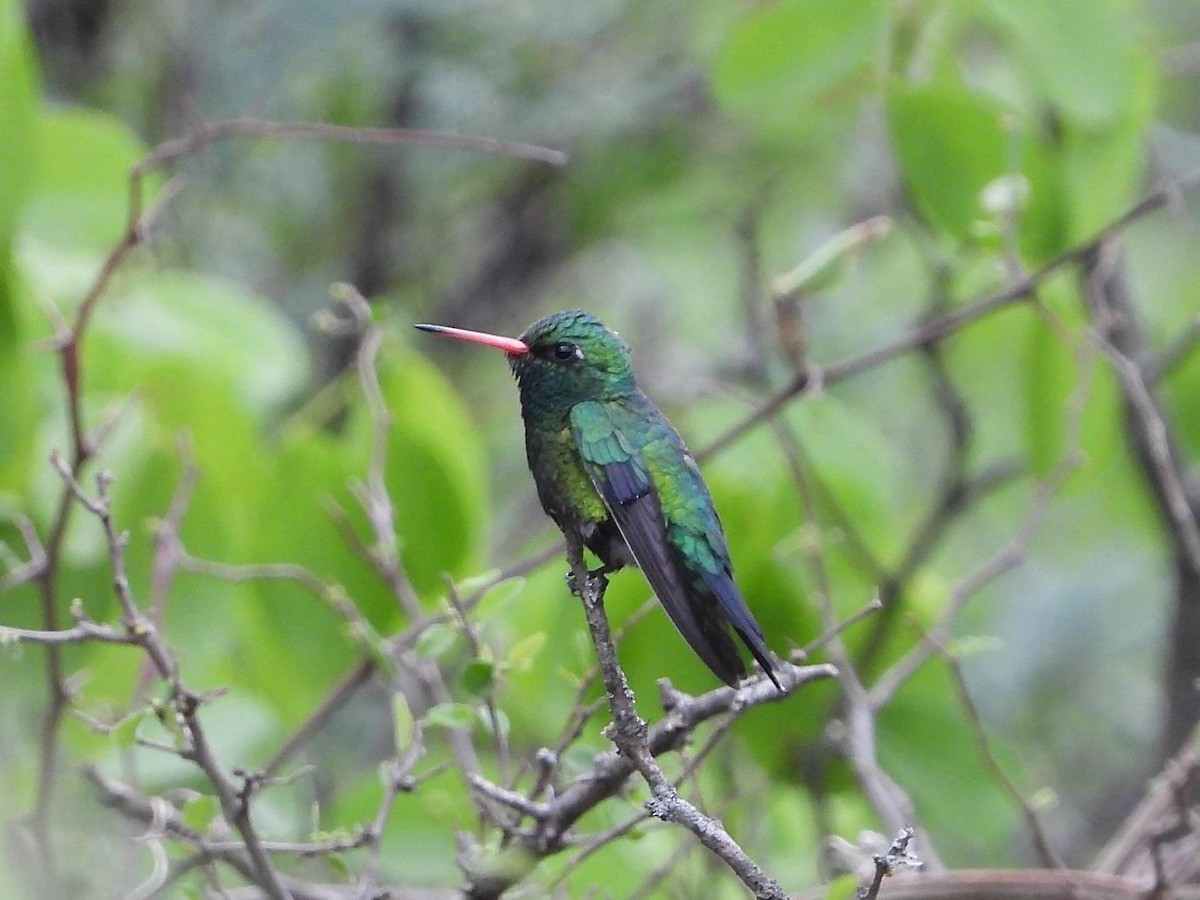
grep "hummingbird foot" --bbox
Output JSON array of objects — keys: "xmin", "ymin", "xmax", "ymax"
[{"xmin": 565, "ymin": 563, "xmax": 617, "ymax": 597}]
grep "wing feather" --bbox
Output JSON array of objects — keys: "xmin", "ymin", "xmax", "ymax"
[{"xmin": 570, "ymin": 401, "xmax": 747, "ymax": 685}]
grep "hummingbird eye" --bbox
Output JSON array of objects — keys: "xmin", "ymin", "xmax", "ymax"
[{"xmin": 552, "ymin": 341, "xmax": 581, "ymax": 362}]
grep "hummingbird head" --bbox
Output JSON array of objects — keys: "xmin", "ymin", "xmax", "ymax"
[
  {"xmin": 512, "ymin": 310, "xmax": 636, "ymax": 406},
  {"xmin": 416, "ymin": 310, "xmax": 637, "ymax": 414}
]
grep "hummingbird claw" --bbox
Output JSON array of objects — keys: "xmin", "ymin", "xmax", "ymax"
[
  {"xmin": 565, "ymin": 569, "xmax": 581, "ymax": 597},
  {"xmin": 565, "ymin": 564, "xmax": 614, "ymax": 597}
]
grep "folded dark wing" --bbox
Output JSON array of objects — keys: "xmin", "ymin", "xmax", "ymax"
[{"xmin": 570, "ymin": 400, "xmax": 746, "ymax": 685}]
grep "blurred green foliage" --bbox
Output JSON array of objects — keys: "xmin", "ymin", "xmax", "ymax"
[{"xmin": 2, "ymin": 0, "xmax": 1199, "ymax": 896}]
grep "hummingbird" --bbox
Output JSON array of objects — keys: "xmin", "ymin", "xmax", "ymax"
[{"xmin": 415, "ymin": 310, "xmax": 780, "ymax": 690}]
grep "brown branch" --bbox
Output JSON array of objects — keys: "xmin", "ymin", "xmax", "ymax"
[
  {"xmin": 0, "ymin": 617, "xmax": 139, "ymax": 647},
  {"xmin": 15, "ymin": 112, "xmax": 1200, "ymax": 900},
  {"xmin": 131, "ymin": 117, "xmax": 567, "ymax": 182},
  {"xmin": 262, "ymin": 661, "xmax": 376, "ymax": 781},
  {"xmin": 547, "ymin": 703, "xmax": 743, "ymax": 891},
  {"xmin": 247, "ymin": 166, "xmax": 1200, "ymax": 842},
  {"xmin": 469, "ymin": 639, "xmax": 833, "ymax": 895},
  {"xmin": 1081, "ymin": 241, "xmax": 1200, "ymax": 758},
  {"xmin": 16, "ymin": 107, "xmax": 563, "ymax": 876},
  {"xmin": 1085, "ymin": 247, "xmax": 1200, "ymax": 572},
  {"xmin": 84, "ymin": 767, "xmax": 368, "ymax": 900},
  {"xmin": 470, "ymin": 542, "xmax": 835, "ymax": 900},
  {"xmin": 1093, "ymin": 720, "xmax": 1200, "ymax": 885},
  {"xmin": 260, "ymin": 548, "xmax": 552, "ymax": 781},
  {"xmin": 26, "ymin": 179, "xmax": 180, "ymax": 888}
]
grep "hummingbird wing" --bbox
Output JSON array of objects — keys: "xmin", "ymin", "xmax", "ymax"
[{"xmin": 570, "ymin": 399, "xmax": 777, "ymax": 688}]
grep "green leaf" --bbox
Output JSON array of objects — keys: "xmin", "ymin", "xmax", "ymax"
[
  {"xmin": 453, "ymin": 568, "xmax": 502, "ymax": 595},
  {"xmin": 462, "ymin": 658, "xmax": 495, "ymax": 696},
  {"xmin": 112, "ymin": 708, "xmax": 148, "ymax": 749},
  {"xmin": 887, "ymin": 83, "xmax": 1008, "ymax": 241},
  {"xmin": 713, "ymin": 0, "xmax": 885, "ymax": 138},
  {"xmin": 0, "ymin": 0, "xmax": 37, "ymax": 254},
  {"xmin": 948, "ymin": 634, "xmax": 1004, "ymax": 659},
  {"xmin": 25, "ymin": 107, "xmax": 155, "ymax": 253},
  {"xmin": 1024, "ymin": 308, "xmax": 1076, "ymax": 476},
  {"xmin": 507, "ymin": 631, "xmax": 547, "ymax": 674},
  {"xmin": 181, "ymin": 794, "xmax": 221, "ymax": 834},
  {"xmin": 472, "ymin": 575, "xmax": 528, "ymax": 618},
  {"xmin": 392, "ymin": 692, "xmax": 415, "ymax": 751},
  {"xmin": 981, "ymin": 0, "xmax": 1143, "ymax": 127},
  {"xmin": 91, "ymin": 269, "xmax": 307, "ymax": 414},
  {"xmin": 0, "ymin": 0, "xmax": 39, "ymax": 489},
  {"xmin": 823, "ymin": 875, "xmax": 859, "ymax": 900},
  {"xmin": 878, "ymin": 664, "xmax": 1018, "ymax": 862},
  {"xmin": 415, "ymin": 623, "xmax": 458, "ymax": 660},
  {"xmin": 423, "ymin": 702, "xmax": 477, "ymax": 731},
  {"xmin": 888, "ymin": 79, "xmax": 1064, "ymax": 258},
  {"xmin": 325, "ymin": 853, "xmax": 350, "ymax": 878},
  {"xmin": 0, "ymin": 316, "xmax": 37, "ymax": 493}
]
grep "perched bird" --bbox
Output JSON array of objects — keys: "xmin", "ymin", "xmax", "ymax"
[{"xmin": 415, "ymin": 310, "xmax": 780, "ymax": 690}]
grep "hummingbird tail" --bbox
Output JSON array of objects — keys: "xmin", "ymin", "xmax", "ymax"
[{"xmin": 702, "ymin": 570, "xmax": 782, "ymax": 692}]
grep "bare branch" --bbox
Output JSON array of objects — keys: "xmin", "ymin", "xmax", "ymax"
[
  {"xmin": 48, "ymin": 460, "xmax": 295, "ymax": 900},
  {"xmin": 1094, "ymin": 722, "xmax": 1200, "ymax": 885},
  {"xmin": 0, "ymin": 618, "xmax": 139, "ymax": 647},
  {"xmin": 702, "ymin": 168, "xmax": 1200, "ymax": 462},
  {"xmin": 0, "ymin": 516, "xmax": 47, "ymax": 591},
  {"xmin": 131, "ymin": 117, "xmax": 567, "ymax": 184},
  {"xmin": 559, "ymin": 546, "xmax": 789, "ymax": 900},
  {"xmin": 860, "ymin": 826, "xmax": 920, "ymax": 900}
]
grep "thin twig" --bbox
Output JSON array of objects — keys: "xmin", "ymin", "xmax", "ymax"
[
  {"xmin": 53, "ymin": 461, "xmax": 294, "ymax": 899},
  {"xmin": 131, "ymin": 117, "xmax": 567, "ymax": 182},
  {"xmin": 446, "ymin": 578, "xmax": 511, "ymax": 786},
  {"xmin": 859, "ymin": 826, "xmax": 919, "ymax": 900},
  {"xmin": 0, "ymin": 517, "xmax": 47, "ymax": 591},
  {"xmin": 772, "ymin": 416, "xmax": 941, "ymax": 867},
  {"xmin": 918, "ymin": 625, "xmax": 1062, "ymax": 868}
]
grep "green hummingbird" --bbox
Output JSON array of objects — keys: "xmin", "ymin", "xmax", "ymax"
[{"xmin": 415, "ymin": 310, "xmax": 780, "ymax": 690}]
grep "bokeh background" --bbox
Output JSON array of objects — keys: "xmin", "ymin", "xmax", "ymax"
[{"xmin": 2, "ymin": 0, "xmax": 1200, "ymax": 896}]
